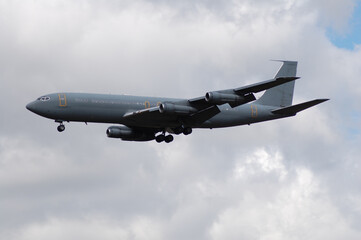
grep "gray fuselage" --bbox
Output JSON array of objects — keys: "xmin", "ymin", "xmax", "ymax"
[{"xmin": 26, "ymin": 92, "xmax": 284, "ymax": 129}]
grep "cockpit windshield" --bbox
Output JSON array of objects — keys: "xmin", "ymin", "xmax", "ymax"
[{"xmin": 37, "ymin": 96, "xmax": 50, "ymax": 101}]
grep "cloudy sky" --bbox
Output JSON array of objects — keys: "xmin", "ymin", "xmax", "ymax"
[{"xmin": 1, "ymin": 0, "xmax": 361, "ymax": 239}]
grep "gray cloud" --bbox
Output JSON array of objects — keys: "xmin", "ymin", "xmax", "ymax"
[{"xmin": 0, "ymin": 0, "xmax": 360, "ymax": 239}]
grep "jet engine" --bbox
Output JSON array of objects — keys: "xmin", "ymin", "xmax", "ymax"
[
  {"xmin": 205, "ymin": 92, "xmax": 255, "ymax": 106},
  {"xmin": 106, "ymin": 125, "xmax": 155, "ymax": 141},
  {"xmin": 159, "ymin": 103, "xmax": 197, "ymax": 115}
]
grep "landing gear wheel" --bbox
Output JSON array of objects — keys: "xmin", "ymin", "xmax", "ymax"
[
  {"xmin": 165, "ymin": 135, "xmax": 174, "ymax": 143},
  {"xmin": 57, "ymin": 124, "xmax": 65, "ymax": 132},
  {"xmin": 173, "ymin": 126, "xmax": 184, "ymax": 135},
  {"xmin": 155, "ymin": 134, "xmax": 165, "ymax": 143},
  {"xmin": 183, "ymin": 127, "xmax": 192, "ymax": 135}
]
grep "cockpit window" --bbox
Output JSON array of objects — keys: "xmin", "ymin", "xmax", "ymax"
[{"xmin": 37, "ymin": 96, "xmax": 51, "ymax": 101}]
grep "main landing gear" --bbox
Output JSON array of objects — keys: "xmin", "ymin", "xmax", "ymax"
[
  {"xmin": 183, "ymin": 127, "xmax": 192, "ymax": 135},
  {"xmin": 155, "ymin": 134, "xmax": 174, "ymax": 143},
  {"xmin": 155, "ymin": 126, "xmax": 192, "ymax": 143},
  {"xmin": 172, "ymin": 126, "xmax": 192, "ymax": 135}
]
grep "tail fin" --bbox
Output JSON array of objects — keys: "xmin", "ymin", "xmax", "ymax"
[{"xmin": 255, "ymin": 61, "xmax": 298, "ymax": 107}]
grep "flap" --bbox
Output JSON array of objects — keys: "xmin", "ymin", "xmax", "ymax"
[
  {"xmin": 186, "ymin": 105, "xmax": 220, "ymax": 125},
  {"xmin": 122, "ymin": 105, "xmax": 220, "ymax": 128}
]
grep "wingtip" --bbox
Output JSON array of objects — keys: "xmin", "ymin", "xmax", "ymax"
[{"xmin": 270, "ymin": 59, "xmax": 298, "ymax": 63}]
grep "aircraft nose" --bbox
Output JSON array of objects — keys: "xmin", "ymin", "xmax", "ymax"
[{"xmin": 26, "ymin": 101, "xmax": 37, "ymax": 113}]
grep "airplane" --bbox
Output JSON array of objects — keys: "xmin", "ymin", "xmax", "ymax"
[{"xmin": 26, "ymin": 61, "xmax": 328, "ymax": 143}]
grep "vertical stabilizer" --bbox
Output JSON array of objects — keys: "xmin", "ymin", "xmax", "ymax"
[{"xmin": 255, "ymin": 61, "xmax": 298, "ymax": 107}]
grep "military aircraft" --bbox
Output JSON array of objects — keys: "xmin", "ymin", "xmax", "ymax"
[{"xmin": 26, "ymin": 61, "xmax": 328, "ymax": 143}]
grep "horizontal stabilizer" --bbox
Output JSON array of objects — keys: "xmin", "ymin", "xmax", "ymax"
[{"xmin": 271, "ymin": 99, "xmax": 329, "ymax": 115}]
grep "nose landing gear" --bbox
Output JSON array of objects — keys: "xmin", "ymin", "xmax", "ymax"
[
  {"xmin": 56, "ymin": 121, "xmax": 65, "ymax": 132},
  {"xmin": 57, "ymin": 124, "xmax": 65, "ymax": 132}
]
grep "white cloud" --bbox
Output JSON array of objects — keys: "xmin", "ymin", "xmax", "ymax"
[
  {"xmin": 210, "ymin": 167, "xmax": 360, "ymax": 240},
  {"xmin": 234, "ymin": 148, "xmax": 287, "ymax": 181},
  {"xmin": 12, "ymin": 216, "xmax": 164, "ymax": 240},
  {"xmin": 309, "ymin": 0, "xmax": 356, "ymax": 33}
]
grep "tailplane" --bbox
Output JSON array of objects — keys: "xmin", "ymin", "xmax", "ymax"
[
  {"xmin": 271, "ymin": 99, "xmax": 329, "ymax": 116},
  {"xmin": 255, "ymin": 61, "xmax": 298, "ymax": 107}
]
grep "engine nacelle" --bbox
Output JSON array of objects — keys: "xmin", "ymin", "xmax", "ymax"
[
  {"xmin": 106, "ymin": 126, "xmax": 155, "ymax": 141},
  {"xmin": 205, "ymin": 92, "xmax": 255, "ymax": 106},
  {"xmin": 159, "ymin": 103, "xmax": 197, "ymax": 115},
  {"xmin": 205, "ymin": 92, "xmax": 244, "ymax": 104}
]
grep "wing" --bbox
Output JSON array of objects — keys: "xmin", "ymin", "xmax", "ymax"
[
  {"xmin": 122, "ymin": 105, "xmax": 220, "ymax": 128},
  {"xmin": 189, "ymin": 76, "xmax": 299, "ymax": 107},
  {"xmin": 122, "ymin": 76, "xmax": 299, "ymax": 128}
]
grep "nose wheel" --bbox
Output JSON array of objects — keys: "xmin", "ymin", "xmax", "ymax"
[{"xmin": 57, "ymin": 123, "xmax": 65, "ymax": 132}]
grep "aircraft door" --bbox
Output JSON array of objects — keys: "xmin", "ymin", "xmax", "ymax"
[
  {"xmin": 251, "ymin": 105, "xmax": 257, "ymax": 118},
  {"xmin": 58, "ymin": 94, "xmax": 67, "ymax": 107}
]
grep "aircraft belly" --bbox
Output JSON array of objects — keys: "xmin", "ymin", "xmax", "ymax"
[
  {"xmin": 122, "ymin": 114, "xmax": 181, "ymax": 128},
  {"xmin": 58, "ymin": 107, "xmax": 179, "ymax": 127}
]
